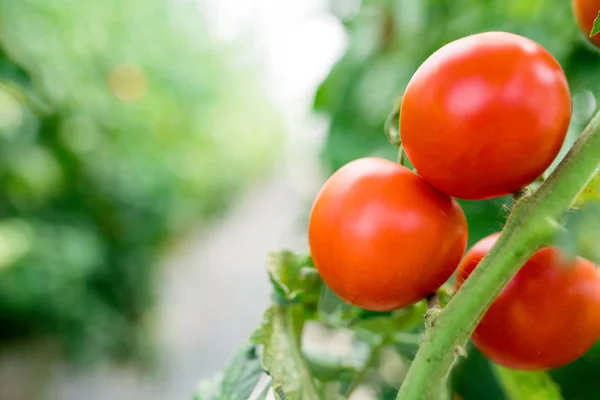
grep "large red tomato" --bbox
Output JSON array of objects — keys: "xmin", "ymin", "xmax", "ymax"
[
  {"xmin": 400, "ymin": 32, "xmax": 572, "ymax": 200},
  {"xmin": 572, "ymin": 0, "xmax": 600, "ymax": 47},
  {"xmin": 455, "ymin": 233, "xmax": 600, "ymax": 370},
  {"xmin": 309, "ymin": 157, "xmax": 468, "ymax": 312}
]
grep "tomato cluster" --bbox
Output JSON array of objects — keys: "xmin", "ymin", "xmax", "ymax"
[{"xmin": 308, "ymin": 30, "xmax": 600, "ymax": 370}]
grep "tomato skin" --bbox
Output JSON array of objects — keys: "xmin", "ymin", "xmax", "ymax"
[
  {"xmin": 400, "ymin": 32, "xmax": 572, "ymax": 200},
  {"xmin": 572, "ymin": 0, "xmax": 600, "ymax": 47},
  {"xmin": 308, "ymin": 157, "xmax": 468, "ymax": 312},
  {"xmin": 455, "ymin": 233, "xmax": 600, "ymax": 370}
]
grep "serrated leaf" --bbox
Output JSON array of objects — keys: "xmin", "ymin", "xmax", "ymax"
[
  {"xmin": 493, "ymin": 365, "xmax": 563, "ymax": 400},
  {"xmin": 193, "ymin": 342, "xmax": 264, "ymax": 400},
  {"xmin": 591, "ymin": 12, "xmax": 600, "ymax": 37},
  {"xmin": 251, "ymin": 305, "xmax": 320, "ymax": 400},
  {"xmin": 573, "ymin": 169, "xmax": 600, "ymax": 209},
  {"xmin": 268, "ymin": 251, "xmax": 322, "ymax": 304}
]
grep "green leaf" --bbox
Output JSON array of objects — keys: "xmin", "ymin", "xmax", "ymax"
[
  {"xmin": 591, "ymin": 11, "xmax": 600, "ymax": 37},
  {"xmin": 493, "ymin": 365, "xmax": 563, "ymax": 400},
  {"xmin": 351, "ymin": 302, "xmax": 425, "ymax": 341},
  {"xmin": 251, "ymin": 304, "xmax": 320, "ymax": 400},
  {"xmin": 316, "ymin": 286, "xmax": 425, "ymax": 345},
  {"xmin": 193, "ymin": 342, "xmax": 265, "ymax": 400},
  {"xmin": 267, "ymin": 251, "xmax": 322, "ymax": 304}
]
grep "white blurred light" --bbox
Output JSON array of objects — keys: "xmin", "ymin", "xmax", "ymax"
[
  {"xmin": 200, "ymin": 0, "xmax": 348, "ymax": 113},
  {"xmin": 331, "ymin": 0, "xmax": 362, "ymax": 22}
]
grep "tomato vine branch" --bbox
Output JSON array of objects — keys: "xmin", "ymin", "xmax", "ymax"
[{"xmin": 396, "ymin": 109, "xmax": 600, "ymax": 400}]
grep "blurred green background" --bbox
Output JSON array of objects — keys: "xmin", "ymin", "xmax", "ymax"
[
  {"xmin": 315, "ymin": 0, "xmax": 600, "ymax": 399},
  {"xmin": 0, "ymin": 0, "xmax": 282, "ymax": 365}
]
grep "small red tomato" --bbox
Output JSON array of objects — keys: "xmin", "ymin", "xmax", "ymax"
[
  {"xmin": 455, "ymin": 233, "xmax": 600, "ymax": 370},
  {"xmin": 572, "ymin": 0, "xmax": 600, "ymax": 47},
  {"xmin": 309, "ymin": 157, "xmax": 468, "ymax": 312},
  {"xmin": 400, "ymin": 32, "xmax": 572, "ymax": 200}
]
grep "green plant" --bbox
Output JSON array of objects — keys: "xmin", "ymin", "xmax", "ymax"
[{"xmin": 193, "ymin": 2, "xmax": 600, "ymax": 399}]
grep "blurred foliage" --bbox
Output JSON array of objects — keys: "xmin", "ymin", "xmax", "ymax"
[
  {"xmin": 0, "ymin": 0, "xmax": 282, "ymax": 362},
  {"xmin": 557, "ymin": 202, "xmax": 600, "ymax": 265},
  {"xmin": 492, "ymin": 366, "xmax": 563, "ymax": 400},
  {"xmin": 314, "ymin": 0, "xmax": 600, "ymax": 398}
]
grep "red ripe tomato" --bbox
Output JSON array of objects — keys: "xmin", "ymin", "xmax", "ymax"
[
  {"xmin": 455, "ymin": 233, "xmax": 600, "ymax": 370},
  {"xmin": 400, "ymin": 32, "xmax": 572, "ymax": 200},
  {"xmin": 309, "ymin": 157, "xmax": 468, "ymax": 312},
  {"xmin": 572, "ymin": 0, "xmax": 600, "ymax": 47}
]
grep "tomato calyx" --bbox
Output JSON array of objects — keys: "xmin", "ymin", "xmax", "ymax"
[{"xmin": 384, "ymin": 97, "xmax": 402, "ymax": 147}]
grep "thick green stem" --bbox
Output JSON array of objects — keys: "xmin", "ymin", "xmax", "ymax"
[{"xmin": 396, "ymin": 110, "xmax": 600, "ymax": 400}]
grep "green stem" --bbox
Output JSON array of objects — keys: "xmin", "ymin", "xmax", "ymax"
[{"xmin": 396, "ymin": 110, "xmax": 600, "ymax": 400}]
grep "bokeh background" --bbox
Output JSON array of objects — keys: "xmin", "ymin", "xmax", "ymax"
[{"xmin": 0, "ymin": 0, "xmax": 598, "ymax": 399}]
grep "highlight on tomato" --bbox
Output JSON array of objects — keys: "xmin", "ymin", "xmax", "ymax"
[
  {"xmin": 308, "ymin": 157, "xmax": 468, "ymax": 312},
  {"xmin": 455, "ymin": 233, "xmax": 600, "ymax": 370},
  {"xmin": 400, "ymin": 31, "xmax": 572, "ymax": 200}
]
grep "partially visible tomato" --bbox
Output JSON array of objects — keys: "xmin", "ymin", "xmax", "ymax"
[
  {"xmin": 572, "ymin": 0, "xmax": 600, "ymax": 47},
  {"xmin": 400, "ymin": 32, "xmax": 572, "ymax": 200},
  {"xmin": 308, "ymin": 157, "xmax": 468, "ymax": 312},
  {"xmin": 455, "ymin": 233, "xmax": 600, "ymax": 370}
]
